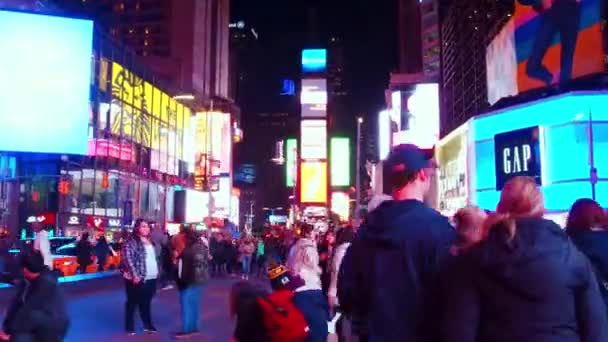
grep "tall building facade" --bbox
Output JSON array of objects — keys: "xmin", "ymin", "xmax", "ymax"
[
  {"xmin": 420, "ymin": 0, "xmax": 440, "ymax": 79},
  {"xmin": 439, "ymin": 0, "xmax": 513, "ymax": 135},
  {"xmin": 398, "ymin": 0, "xmax": 422, "ymax": 74},
  {"xmin": 52, "ymin": 0, "xmax": 231, "ymax": 102}
]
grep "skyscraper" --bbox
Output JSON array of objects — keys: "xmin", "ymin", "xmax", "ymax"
[
  {"xmin": 420, "ymin": 0, "xmax": 440, "ymax": 78},
  {"xmin": 439, "ymin": 0, "xmax": 513, "ymax": 134},
  {"xmin": 397, "ymin": 0, "xmax": 422, "ymax": 74},
  {"xmin": 52, "ymin": 0, "xmax": 231, "ymax": 101}
]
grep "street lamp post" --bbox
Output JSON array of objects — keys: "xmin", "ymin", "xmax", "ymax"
[{"xmin": 355, "ymin": 116, "xmax": 363, "ymax": 226}]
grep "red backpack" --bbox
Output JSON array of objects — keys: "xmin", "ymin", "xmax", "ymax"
[{"xmin": 257, "ymin": 290, "xmax": 310, "ymax": 342}]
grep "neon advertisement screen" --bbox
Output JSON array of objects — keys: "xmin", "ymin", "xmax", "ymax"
[
  {"xmin": 0, "ymin": 10, "xmax": 93, "ymax": 155},
  {"xmin": 194, "ymin": 112, "xmax": 232, "ymax": 174},
  {"xmin": 378, "ymin": 110, "xmax": 391, "ymax": 160},
  {"xmin": 285, "ymin": 139, "xmax": 297, "ymax": 187},
  {"xmin": 331, "ymin": 137, "xmax": 350, "ymax": 187},
  {"xmin": 301, "ymin": 79, "xmax": 328, "ymax": 105},
  {"xmin": 486, "ymin": 0, "xmax": 603, "ymax": 105},
  {"xmin": 302, "ymin": 49, "xmax": 327, "ymax": 73},
  {"xmin": 473, "ymin": 92, "xmax": 608, "ymax": 211},
  {"xmin": 331, "ymin": 192, "xmax": 350, "ymax": 222},
  {"xmin": 300, "ymin": 161, "xmax": 328, "ymax": 204},
  {"xmin": 390, "ymin": 84, "xmax": 440, "ymax": 149},
  {"xmin": 301, "ymin": 120, "xmax": 327, "ymax": 160},
  {"xmin": 301, "ymin": 79, "xmax": 328, "ymax": 117}
]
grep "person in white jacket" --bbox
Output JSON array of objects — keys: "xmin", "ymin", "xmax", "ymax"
[{"xmin": 32, "ymin": 222, "xmax": 52, "ymax": 270}]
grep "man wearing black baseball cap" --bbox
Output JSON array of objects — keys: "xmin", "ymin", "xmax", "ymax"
[{"xmin": 338, "ymin": 144, "xmax": 455, "ymax": 342}]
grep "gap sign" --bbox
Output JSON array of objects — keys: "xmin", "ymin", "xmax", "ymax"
[{"xmin": 494, "ymin": 126, "xmax": 543, "ymax": 190}]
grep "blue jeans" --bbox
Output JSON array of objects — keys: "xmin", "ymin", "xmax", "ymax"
[
  {"xmin": 241, "ymin": 255, "xmax": 252, "ymax": 275},
  {"xmin": 179, "ymin": 285, "xmax": 203, "ymax": 333}
]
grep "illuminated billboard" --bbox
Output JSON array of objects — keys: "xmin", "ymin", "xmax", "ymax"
[
  {"xmin": 301, "ymin": 79, "xmax": 327, "ymax": 117},
  {"xmin": 378, "ymin": 110, "xmax": 391, "ymax": 160},
  {"xmin": 301, "ymin": 120, "xmax": 327, "ymax": 159},
  {"xmin": 300, "ymin": 161, "xmax": 328, "ymax": 204},
  {"xmin": 436, "ymin": 123, "xmax": 469, "ymax": 217},
  {"xmin": 331, "ymin": 192, "xmax": 350, "ymax": 222},
  {"xmin": 302, "ymin": 49, "xmax": 327, "ymax": 73},
  {"xmin": 330, "ymin": 137, "xmax": 350, "ymax": 187},
  {"xmin": 285, "ymin": 139, "xmax": 298, "ymax": 187},
  {"xmin": 0, "ymin": 10, "xmax": 93, "ymax": 155},
  {"xmin": 194, "ymin": 112, "xmax": 232, "ymax": 174},
  {"xmin": 390, "ymin": 84, "xmax": 440, "ymax": 149},
  {"xmin": 486, "ymin": 0, "xmax": 604, "ymax": 105}
]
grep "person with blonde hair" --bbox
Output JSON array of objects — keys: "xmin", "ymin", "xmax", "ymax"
[{"xmin": 441, "ymin": 176, "xmax": 608, "ymax": 342}]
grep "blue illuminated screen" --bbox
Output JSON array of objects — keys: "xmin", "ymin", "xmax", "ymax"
[
  {"xmin": 302, "ymin": 49, "xmax": 327, "ymax": 73},
  {"xmin": 473, "ymin": 92, "xmax": 608, "ymax": 211},
  {"xmin": 0, "ymin": 10, "xmax": 93, "ymax": 155}
]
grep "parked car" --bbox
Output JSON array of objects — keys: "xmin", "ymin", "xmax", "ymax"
[{"xmin": 54, "ymin": 242, "xmax": 121, "ymax": 276}]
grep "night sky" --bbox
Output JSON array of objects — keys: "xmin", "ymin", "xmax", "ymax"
[{"xmin": 231, "ymin": 0, "xmax": 398, "ymax": 123}]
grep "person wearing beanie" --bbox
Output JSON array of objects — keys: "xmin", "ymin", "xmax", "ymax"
[{"xmin": 1, "ymin": 251, "xmax": 69, "ymax": 342}]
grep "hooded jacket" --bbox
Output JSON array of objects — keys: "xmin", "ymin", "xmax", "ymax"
[
  {"xmin": 338, "ymin": 199, "xmax": 455, "ymax": 342},
  {"xmin": 3, "ymin": 270, "xmax": 69, "ymax": 342},
  {"xmin": 442, "ymin": 218, "xmax": 608, "ymax": 342},
  {"xmin": 568, "ymin": 229, "xmax": 608, "ymax": 314}
]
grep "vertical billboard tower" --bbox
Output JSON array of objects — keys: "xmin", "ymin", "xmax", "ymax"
[{"xmin": 298, "ymin": 49, "xmax": 329, "ymax": 226}]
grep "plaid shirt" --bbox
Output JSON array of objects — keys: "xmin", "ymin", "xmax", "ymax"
[{"xmin": 121, "ymin": 237, "xmax": 148, "ymax": 280}]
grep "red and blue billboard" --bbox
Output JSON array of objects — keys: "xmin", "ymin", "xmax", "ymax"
[{"xmin": 487, "ymin": 0, "xmax": 604, "ymax": 104}]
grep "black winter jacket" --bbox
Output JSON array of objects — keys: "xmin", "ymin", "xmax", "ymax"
[{"xmin": 442, "ymin": 218, "xmax": 608, "ymax": 342}]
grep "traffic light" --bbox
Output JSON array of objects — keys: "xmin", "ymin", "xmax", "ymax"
[
  {"xmin": 101, "ymin": 172, "xmax": 109, "ymax": 189},
  {"xmin": 58, "ymin": 180, "xmax": 69, "ymax": 195}
]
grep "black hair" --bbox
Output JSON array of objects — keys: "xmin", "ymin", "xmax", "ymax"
[{"xmin": 132, "ymin": 218, "xmax": 147, "ymax": 241}]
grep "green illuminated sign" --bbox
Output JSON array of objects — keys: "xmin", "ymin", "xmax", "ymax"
[
  {"xmin": 285, "ymin": 139, "xmax": 297, "ymax": 187},
  {"xmin": 331, "ymin": 137, "xmax": 350, "ymax": 187}
]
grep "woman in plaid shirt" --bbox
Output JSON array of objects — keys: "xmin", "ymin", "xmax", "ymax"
[{"xmin": 121, "ymin": 219, "xmax": 160, "ymax": 336}]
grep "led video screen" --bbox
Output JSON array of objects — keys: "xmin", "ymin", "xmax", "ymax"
[
  {"xmin": 331, "ymin": 137, "xmax": 351, "ymax": 187},
  {"xmin": 302, "ymin": 49, "xmax": 327, "ymax": 73},
  {"xmin": 0, "ymin": 10, "xmax": 93, "ymax": 155},
  {"xmin": 301, "ymin": 79, "xmax": 327, "ymax": 117},
  {"xmin": 331, "ymin": 192, "xmax": 350, "ymax": 222},
  {"xmin": 300, "ymin": 161, "xmax": 328, "ymax": 204},
  {"xmin": 487, "ymin": 0, "xmax": 603, "ymax": 105},
  {"xmin": 390, "ymin": 84, "xmax": 440, "ymax": 150},
  {"xmin": 285, "ymin": 139, "xmax": 298, "ymax": 187},
  {"xmin": 301, "ymin": 120, "xmax": 327, "ymax": 159}
]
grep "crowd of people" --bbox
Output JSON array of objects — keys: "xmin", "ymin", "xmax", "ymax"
[
  {"xmin": 2, "ymin": 143, "xmax": 608, "ymax": 342},
  {"xmin": 229, "ymin": 144, "xmax": 608, "ymax": 342}
]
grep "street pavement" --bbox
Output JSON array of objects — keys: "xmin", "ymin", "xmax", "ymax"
[{"xmin": 0, "ymin": 275, "xmax": 260, "ymax": 342}]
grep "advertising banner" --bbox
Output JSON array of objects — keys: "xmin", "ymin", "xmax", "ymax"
[
  {"xmin": 285, "ymin": 139, "xmax": 298, "ymax": 187},
  {"xmin": 301, "ymin": 120, "xmax": 327, "ymax": 160},
  {"xmin": 436, "ymin": 125, "xmax": 469, "ymax": 217},
  {"xmin": 302, "ymin": 49, "xmax": 327, "ymax": 73},
  {"xmin": 390, "ymin": 84, "xmax": 440, "ymax": 149},
  {"xmin": 0, "ymin": 10, "xmax": 93, "ymax": 155},
  {"xmin": 108, "ymin": 63, "xmax": 191, "ymax": 156},
  {"xmin": 330, "ymin": 137, "xmax": 350, "ymax": 187},
  {"xmin": 494, "ymin": 126, "xmax": 543, "ymax": 190},
  {"xmin": 301, "ymin": 79, "xmax": 327, "ymax": 118},
  {"xmin": 331, "ymin": 192, "xmax": 350, "ymax": 222},
  {"xmin": 300, "ymin": 161, "xmax": 328, "ymax": 204},
  {"xmin": 487, "ymin": 0, "xmax": 604, "ymax": 105}
]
